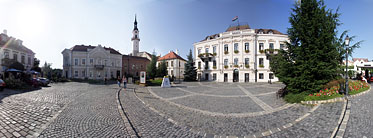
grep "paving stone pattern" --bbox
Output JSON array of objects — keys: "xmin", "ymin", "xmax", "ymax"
[
  {"xmin": 119, "ymin": 88, "xmax": 203, "ymax": 138},
  {"xmin": 265, "ymin": 102, "xmax": 343, "ymax": 138},
  {"xmin": 345, "ymin": 84, "xmax": 373, "ymax": 138}
]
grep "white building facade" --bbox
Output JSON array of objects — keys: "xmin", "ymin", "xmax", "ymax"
[
  {"xmin": 193, "ymin": 24, "xmax": 288, "ymax": 82},
  {"xmin": 62, "ymin": 45, "xmax": 122, "ymax": 80},
  {"xmin": 157, "ymin": 51, "xmax": 186, "ymax": 79},
  {"xmin": 0, "ymin": 30, "xmax": 35, "ymax": 75}
]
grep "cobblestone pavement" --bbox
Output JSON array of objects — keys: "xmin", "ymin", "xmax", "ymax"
[
  {"xmin": 119, "ymin": 87, "xmax": 203, "ymax": 138},
  {"xmin": 345, "ymin": 84, "xmax": 373, "ymax": 138},
  {"xmin": 0, "ymin": 82, "xmax": 130, "ymax": 138}
]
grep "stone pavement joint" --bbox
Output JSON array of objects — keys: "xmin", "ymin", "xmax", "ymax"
[{"xmin": 237, "ymin": 85, "xmax": 273, "ymax": 111}]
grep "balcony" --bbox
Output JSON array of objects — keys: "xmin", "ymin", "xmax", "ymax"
[
  {"xmin": 198, "ymin": 53, "xmax": 214, "ymax": 62},
  {"xmin": 94, "ymin": 65, "xmax": 105, "ymax": 70},
  {"xmin": 265, "ymin": 49, "xmax": 279, "ymax": 56}
]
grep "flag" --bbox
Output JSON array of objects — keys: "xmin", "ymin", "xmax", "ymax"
[{"xmin": 232, "ymin": 16, "xmax": 238, "ymax": 21}]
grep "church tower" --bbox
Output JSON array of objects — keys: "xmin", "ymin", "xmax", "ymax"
[{"xmin": 131, "ymin": 15, "xmax": 140, "ymax": 56}]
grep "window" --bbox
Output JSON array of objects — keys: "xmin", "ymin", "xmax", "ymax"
[
  {"xmin": 269, "ymin": 73, "xmax": 274, "ymax": 79},
  {"xmin": 245, "ymin": 43, "xmax": 249, "ymax": 51},
  {"xmin": 111, "ymin": 71, "xmax": 114, "ymax": 78},
  {"xmin": 234, "ymin": 58, "xmax": 238, "ymax": 65},
  {"xmin": 245, "ymin": 58, "xmax": 250, "ymax": 65},
  {"xmin": 213, "ymin": 46, "xmax": 216, "ymax": 53},
  {"xmin": 28, "ymin": 57, "xmax": 31, "ymax": 65},
  {"xmin": 104, "ymin": 60, "xmax": 108, "ymax": 66},
  {"xmin": 213, "ymin": 73, "xmax": 217, "ymax": 80},
  {"xmin": 112, "ymin": 61, "xmax": 114, "ymax": 67},
  {"xmin": 205, "ymin": 61, "xmax": 209, "ymax": 69},
  {"xmin": 259, "ymin": 30, "xmax": 264, "ymax": 34},
  {"xmin": 280, "ymin": 44, "xmax": 285, "ymax": 50},
  {"xmin": 234, "ymin": 43, "xmax": 238, "ymax": 51},
  {"xmin": 259, "ymin": 73, "xmax": 264, "ymax": 79},
  {"xmin": 74, "ymin": 71, "xmax": 79, "ymax": 77},
  {"xmin": 82, "ymin": 59, "xmax": 86, "ymax": 65},
  {"xmin": 269, "ymin": 43, "xmax": 274, "ymax": 50},
  {"xmin": 90, "ymin": 59, "xmax": 94, "ymax": 65},
  {"xmin": 198, "ymin": 62, "xmax": 201, "ymax": 69},
  {"xmin": 198, "ymin": 49, "xmax": 201, "ymax": 55},
  {"xmin": 21, "ymin": 55, "xmax": 25, "ymax": 64},
  {"xmin": 4, "ymin": 51, "xmax": 9, "ymax": 59},
  {"xmin": 171, "ymin": 61, "xmax": 174, "ymax": 67},
  {"xmin": 205, "ymin": 48, "xmax": 209, "ymax": 53},
  {"xmin": 74, "ymin": 59, "xmax": 79, "ymax": 66},
  {"xmin": 166, "ymin": 62, "xmax": 169, "ymax": 67},
  {"xmin": 259, "ymin": 43, "xmax": 264, "ymax": 51},
  {"xmin": 90, "ymin": 71, "xmax": 93, "ymax": 77},
  {"xmin": 105, "ymin": 71, "xmax": 108, "ymax": 77},
  {"xmin": 82, "ymin": 70, "xmax": 86, "ymax": 77},
  {"xmin": 213, "ymin": 60, "xmax": 216, "ymax": 67},
  {"xmin": 13, "ymin": 53, "xmax": 18, "ymax": 60},
  {"xmin": 224, "ymin": 59, "xmax": 228, "ymax": 66},
  {"xmin": 268, "ymin": 31, "xmax": 273, "ymax": 34},
  {"xmin": 259, "ymin": 58, "xmax": 264, "ymax": 66},
  {"xmin": 224, "ymin": 44, "xmax": 228, "ymax": 52}
]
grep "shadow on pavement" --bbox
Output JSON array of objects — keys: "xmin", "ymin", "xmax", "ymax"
[{"xmin": 0, "ymin": 87, "xmax": 42, "ymax": 104}]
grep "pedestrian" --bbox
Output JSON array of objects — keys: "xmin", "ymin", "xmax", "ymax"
[
  {"xmin": 104, "ymin": 77, "xmax": 107, "ymax": 85},
  {"xmin": 117, "ymin": 76, "xmax": 121, "ymax": 87},
  {"xmin": 122, "ymin": 76, "xmax": 127, "ymax": 89}
]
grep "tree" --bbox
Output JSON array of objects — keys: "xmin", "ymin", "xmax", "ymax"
[
  {"xmin": 336, "ymin": 30, "xmax": 363, "ymax": 64},
  {"xmin": 42, "ymin": 62, "xmax": 53, "ymax": 78},
  {"xmin": 146, "ymin": 55, "xmax": 158, "ymax": 79},
  {"xmin": 9, "ymin": 62, "xmax": 25, "ymax": 71},
  {"xmin": 270, "ymin": 0, "xmax": 340, "ymax": 95},
  {"xmin": 156, "ymin": 61, "xmax": 168, "ymax": 78},
  {"xmin": 184, "ymin": 49, "xmax": 197, "ymax": 81},
  {"xmin": 31, "ymin": 58, "xmax": 41, "ymax": 72}
]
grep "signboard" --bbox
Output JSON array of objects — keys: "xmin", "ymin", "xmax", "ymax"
[
  {"xmin": 161, "ymin": 76, "xmax": 171, "ymax": 88},
  {"xmin": 140, "ymin": 71, "xmax": 146, "ymax": 84}
]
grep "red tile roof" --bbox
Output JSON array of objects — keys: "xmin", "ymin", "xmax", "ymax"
[
  {"xmin": 158, "ymin": 51, "xmax": 186, "ymax": 61},
  {"xmin": 70, "ymin": 45, "xmax": 121, "ymax": 55},
  {"xmin": 353, "ymin": 58, "xmax": 369, "ymax": 62}
]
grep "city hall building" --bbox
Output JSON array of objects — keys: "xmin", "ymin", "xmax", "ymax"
[{"xmin": 193, "ymin": 24, "xmax": 288, "ymax": 82}]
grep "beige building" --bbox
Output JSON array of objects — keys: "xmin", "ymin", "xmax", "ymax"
[
  {"xmin": 194, "ymin": 24, "xmax": 288, "ymax": 82},
  {"xmin": 62, "ymin": 44, "xmax": 122, "ymax": 80},
  {"xmin": 0, "ymin": 30, "xmax": 35, "ymax": 75},
  {"xmin": 157, "ymin": 50, "xmax": 186, "ymax": 79}
]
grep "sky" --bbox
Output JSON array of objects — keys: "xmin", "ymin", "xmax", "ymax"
[{"xmin": 0, "ymin": 0, "xmax": 372, "ymax": 69}]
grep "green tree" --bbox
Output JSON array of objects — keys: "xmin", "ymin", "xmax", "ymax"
[
  {"xmin": 270, "ymin": 0, "xmax": 340, "ymax": 97},
  {"xmin": 31, "ymin": 58, "xmax": 41, "ymax": 72},
  {"xmin": 146, "ymin": 55, "xmax": 158, "ymax": 79},
  {"xmin": 42, "ymin": 62, "xmax": 53, "ymax": 78},
  {"xmin": 9, "ymin": 61, "xmax": 25, "ymax": 71},
  {"xmin": 156, "ymin": 61, "xmax": 168, "ymax": 78},
  {"xmin": 184, "ymin": 49, "xmax": 197, "ymax": 81}
]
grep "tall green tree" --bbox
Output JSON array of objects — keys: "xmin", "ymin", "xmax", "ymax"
[
  {"xmin": 42, "ymin": 62, "xmax": 53, "ymax": 78},
  {"xmin": 146, "ymin": 55, "xmax": 158, "ymax": 79},
  {"xmin": 156, "ymin": 61, "xmax": 168, "ymax": 78},
  {"xmin": 31, "ymin": 58, "xmax": 41, "ymax": 72},
  {"xmin": 270, "ymin": 0, "xmax": 340, "ymax": 95},
  {"xmin": 184, "ymin": 49, "xmax": 197, "ymax": 81}
]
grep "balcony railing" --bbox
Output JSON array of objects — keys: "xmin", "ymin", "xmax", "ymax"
[
  {"xmin": 198, "ymin": 53, "xmax": 214, "ymax": 62},
  {"xmin": 94, "ymin": 65, "xmax": 105, "ymax": 70}
]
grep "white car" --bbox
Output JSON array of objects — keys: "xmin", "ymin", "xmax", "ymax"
[{"xmin": 38, "ymin": 78, "xmax": 50, "ymax": 86}]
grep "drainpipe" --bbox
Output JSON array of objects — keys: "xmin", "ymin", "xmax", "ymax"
[{"xmin": 254, "ymin": 34, "xmax": 258, "ymax": 82}]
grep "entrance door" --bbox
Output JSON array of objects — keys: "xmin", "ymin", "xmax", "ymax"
[
  {"xmin": 205, "ymin": 73, "xmax": 209, "ymax": 81},
  {"xmin": 224, "ymin": 73, "xmax": 228, "ymax": 82},
  {"xmin": 233, "ymin": 69, "xmax": 239, "ymax": 82},
  {"xmin": 245, "ymin": 73, "xmax": 249, "ymax": 82},
  {"xmin": 117, "ymin": 70, "xmax": 121, "ymax": 78},
  {"xmin": 65, "ymin": 71, "xmax": 68, "ymax": 78}
]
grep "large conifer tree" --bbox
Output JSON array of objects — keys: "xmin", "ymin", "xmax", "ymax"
[
  {"xmin": 184, "ymin": 49, "xmax": 197, "ymax": 81},
  {"xmin": 270, "ymin": 0, "xmax": 340, "ymax": 94},
  {"xmin": 146, "ymin": 55, "xmax": 158, "ymax": 79}
]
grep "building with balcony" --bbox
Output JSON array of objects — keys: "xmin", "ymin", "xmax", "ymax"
[
  {"xmin": 193, "ymin": 23, "xmax": 288, "ymax": 82},
  {"xmin": 157, "ymin": 50, "xmax": 186, "ymax": 79},
  {"xmin": 62, "ymin": 44, "xmax": 122, "ymax": 80},
  {"xmin": 0, "ymin": 30, "xmax": 35, "ymax": 75}
]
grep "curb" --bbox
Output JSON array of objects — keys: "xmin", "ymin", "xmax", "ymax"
[
  {"xmin": 330, "ymin": 99, "xmax": 350, "ymax": 138},
  {"xmin": 301, "ymin": 86, "xmax": 371, "ymax": 105},
  {"xmin": 116, "ymin": 88, "xmax": 140, "ymax": 138}
]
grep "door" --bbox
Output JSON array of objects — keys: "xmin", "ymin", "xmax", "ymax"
[
  {"xmin": 65, "ymin": 71, "xmax": 68, "ymax": 78},
  {"xmin": 198, "ymin": 73, "xmax": 202, "ymax": 81},
  {"xmin": 117, "ymin": 70, "xmax": 121, "ymax": 78},
  {"xmin": 233, "ymin": 69, "xmax": 239, "ymax": 82},
  {"xmin": 205, "ymin": 73, "xmax": 209, "ymax": 81},
  {"xmin": 245, "ymin": 73, "xmax": 249, "ymax": 82},
  {"xmin": 224, "ymin": 73, "xmax": 228, "ymax": 82}
]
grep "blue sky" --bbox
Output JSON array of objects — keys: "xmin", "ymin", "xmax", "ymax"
[{"xmin": 0, "ymin": 0, "xmax": 372, "ymax": 68}]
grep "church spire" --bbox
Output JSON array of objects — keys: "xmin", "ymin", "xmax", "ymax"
[{"xmin": 134, "ymin": 14, "xmax": 138, "ymax": 31}]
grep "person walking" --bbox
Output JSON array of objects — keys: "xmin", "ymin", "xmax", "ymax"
[
  {"xmin": 122, "ymin": 76, "xmax": 127, "ymax": 89},
  {"xmin": 117, "ymin": 76, "xmax": 121, "ymax": 87}
]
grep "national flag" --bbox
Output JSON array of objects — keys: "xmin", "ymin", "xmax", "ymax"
[{"xmin": 232, "ymin": 16, "xmax": 238, "ymax": 21}]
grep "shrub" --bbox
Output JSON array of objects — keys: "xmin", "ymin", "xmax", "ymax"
[
  {"xmin": 322, "ymin": 79, "xmax": 345, "ymax": 89},
  {"xmin": 146, "ymin": 79, "xmax": 162, "ymax": 86},
  {"xmin": 4, "ymin": 79, "xmax": 28, "ymax": 89},
  {"xmin": 284, "ymin": 92, "xmax": 308, "ymax": 103}
]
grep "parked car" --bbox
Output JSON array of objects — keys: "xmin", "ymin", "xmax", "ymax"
[
  {"xmin": 38, "ymin": 78, "xmax": 50, "ymax": 86},
  {"xmin": 0, "ymin": 79, "xmax": 5, "ymax": 91}
]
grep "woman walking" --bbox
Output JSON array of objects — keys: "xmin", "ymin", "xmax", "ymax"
[
  {"xmin": 122, "ymin": 76, "xmax": 127, "ymax": 89},
  {"xmin": 117, "ymin": 76, "xmax": 121, "ymax": 87}
]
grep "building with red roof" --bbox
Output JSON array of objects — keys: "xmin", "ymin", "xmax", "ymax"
[{"xmin": 157, "ymin": 50, "xmax": 186, "ymax": 79}]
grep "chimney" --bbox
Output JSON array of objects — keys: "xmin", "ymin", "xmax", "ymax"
[
  {"xmin": 175, "ymin": 49, "xmax": 179, "ymax": 55},
  {"xmin": 3, "ymin": 29, "xmax": 7, "ymax": 35}
]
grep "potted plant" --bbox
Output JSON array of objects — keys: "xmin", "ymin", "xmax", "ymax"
[
  {"xmin": 234, "ymin": 65, "xmax": 239, "ymax": 68},
  {"xmin": 245, "ymin": 64, "xmax": 250, "ymax": 68},
  {"xmin": 213, "ymin": 53, "xmax": 217, "ymax": 56},
  {"xmin": 213, "ymin": 66, "xmax": 217, "ymax": 69},
  {"xmin": 259, "ymin": 50, "xmax": 264, "ymax": 53},
  {"xmin": 198, "ymin": 54, "xmax": 204, "ymax": 58},
  {"xmin": 245, "ymin": 50, "xmax": 250, "ymax": 53},
  {"xmin": 224, "ymin": 65, "xmax": 228, "ymax": 69},
  {"xmin": 259, "ymin": 64, "xmax": 264, "ymax": 68},
  {"xmin": 234, "ymin": 50, "xmax": 239, "ymax": 54},
  {"xmin": 224, "ymin": 51, "xmax": 229, "ymax": 55}
]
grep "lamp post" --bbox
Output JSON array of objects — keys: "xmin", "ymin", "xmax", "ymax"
[{"xmin": 345, "ymin": 35, "xmax": 350, "ymax": 97}]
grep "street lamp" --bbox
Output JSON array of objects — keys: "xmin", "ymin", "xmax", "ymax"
[{"xmin": 345, "ymin": 35, "xmax": 350, "ymax": 97}]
